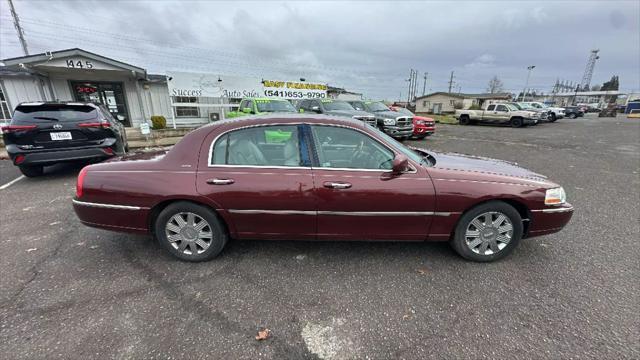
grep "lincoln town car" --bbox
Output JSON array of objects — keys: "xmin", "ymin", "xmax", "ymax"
[{"xmin": 72, "ymin": 115, "xmax": 573, "ymax": 262}]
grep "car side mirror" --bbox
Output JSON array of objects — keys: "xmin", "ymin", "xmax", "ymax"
[
  {"xmin": 391, "ymin": 154, "xmax": 409, "ymax": 174},
  {"xmin": 242, "ymin": 107, "xmax": 252, "ymax": 114},
  {"xmin": 311, "ymin": 106, "xmax": 321, "ymax": 113}
]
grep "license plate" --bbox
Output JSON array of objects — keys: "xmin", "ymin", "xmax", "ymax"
[{"xmin": 50, "ymin": 132, "xmax": 72, "ymax": 140}]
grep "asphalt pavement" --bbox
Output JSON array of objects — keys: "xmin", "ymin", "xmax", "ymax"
[{"xmin": 0, "ymin": 114, "xmax": 638, "ymax": 359}]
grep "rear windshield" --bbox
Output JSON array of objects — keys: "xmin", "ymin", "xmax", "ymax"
[{"xmin": 12, "ymin": 104, "xmax": 99, "ymax": 124}]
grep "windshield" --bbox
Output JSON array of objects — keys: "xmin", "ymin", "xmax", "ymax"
[
  {"xmin": 530, "ymin": 102, "xmax": 546, "ymax": 109},
  {"xmin": 256, "ymin": 100, "xmax": 296, "ymax": 112},
  {"xmin": 517, "ymin": 103, "xmax": 534, "ymax": 109},
  {"xmin": 12, "ymin": 104, "xmax": 98, "ymax": 124},
  {"xmin": 372, "ymin": 126, "xmax": 427, "ymax": 166},
  {"xmin": 510, "ymin": 103, "xmax": 523, "ymax": 110},
  {"xmin": 394, "ymin": 107, "xmax": 414, "ymax": 116},
  {"xmin": 323, "ymin": 100, "xmax": 355, "ymax": 111},
  {"xmin": 505, "ymin": 104, "xmax": 519, "ymax": 111},
  {"xmin": 366, "ymin": 102, "xmax": 390, "ymax": 112}
]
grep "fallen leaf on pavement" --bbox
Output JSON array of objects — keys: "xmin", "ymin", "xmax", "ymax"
[
  {"xmin": 416, "ymin": 268, "xmax": 428, "ymax": 275},
  {"xmin": 26, "ymin": 248, "xmax": 37, "ymax": 252},
  {"xmin": 255, "ymin": 328, "xmax": 271, "ymax": 341}
]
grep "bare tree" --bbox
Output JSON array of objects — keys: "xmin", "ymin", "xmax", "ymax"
[{"xmin": 486, "ymin": 75, "xmax": 504, "ymax": 94}]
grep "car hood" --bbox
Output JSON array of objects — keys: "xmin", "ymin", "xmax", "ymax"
[
  {"xmin": 326, "ymin": 109, "xmax": 372, "ymax": 118},
  {"xmin": 373, "ymin": 110, "xmax": 408, "ymax": 119},
  {"xmin": 422, "ymin": 150, "xmax": 552, "ymax": 184}
]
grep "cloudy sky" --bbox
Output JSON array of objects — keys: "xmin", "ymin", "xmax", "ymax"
[{"xmin": 1, "ymin": 0, "xmax": 638, "ymax": 100}]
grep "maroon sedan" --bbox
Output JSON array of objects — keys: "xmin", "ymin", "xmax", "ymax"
[{"xmin": 73, "ymin": 115, "xmax": 573, "ymax": 262}]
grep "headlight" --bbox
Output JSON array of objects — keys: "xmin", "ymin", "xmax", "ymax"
[
  {"xmin": 416, "ymin": 120, "xmax": 426, "ymax": 125},
  {"xmin": 383, "ymin": 118, "xmax": 396, "ymax": 126},
  {"xmin": 545, "ymin": 187, "xmax": 566, "ymax": 205}
]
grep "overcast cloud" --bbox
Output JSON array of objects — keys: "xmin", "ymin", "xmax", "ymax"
[{"xmin": 1, "ymin": 0, "xmax": 638, "ymax": 100}]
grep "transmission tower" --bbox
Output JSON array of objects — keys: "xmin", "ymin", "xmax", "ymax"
[{"xmin": 580, "ymin": 49, "xmax": 600, "ymax": 91}]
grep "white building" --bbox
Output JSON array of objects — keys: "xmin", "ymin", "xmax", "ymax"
[{"xmin": 0, "ymin": 48, "xmax": 222, "ymax": 127}]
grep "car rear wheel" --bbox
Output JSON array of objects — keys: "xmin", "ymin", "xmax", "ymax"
[
  {"xmin": 459, "ymin": 115, "xmax": 470, "ymax": 125},
  {"xmin": 19, "ymin": 165, "xmax": 44, "ymax": 177},
  {"xmin": 450, "ymin": 201, "xmax": 523, "ymax": 262},
  {"xmin": 155, "ymin": 202, "xmax": 228, "ymax": 262}
]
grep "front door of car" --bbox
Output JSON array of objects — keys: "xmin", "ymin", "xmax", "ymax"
[
  {"xmin": 495, "ymin": 104, "xmax": 510, "ymax": 123},
  {"xmin": 196, "ymin": 124, "xmax": 316, "ymax": 240},
  {"xmin": 308, "ymin": 124, "xmax": 436, "ymax": 241}
]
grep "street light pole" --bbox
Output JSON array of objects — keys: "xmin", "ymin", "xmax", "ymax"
[{"xmin": 521, "ymin": 65, "xmax": 535, "ymax": 102}]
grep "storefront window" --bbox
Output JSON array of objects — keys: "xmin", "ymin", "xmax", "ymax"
[
  {"xmin": 71, "ymin": 81, "xmax": 131, "ymax": 126},
  {"xmin": 0, "ymin": 86, "xmax": 11, "ymax": 121},
  {"xmin": 174, "ymin": 96, "xmax": 199, "ymax": 117}
]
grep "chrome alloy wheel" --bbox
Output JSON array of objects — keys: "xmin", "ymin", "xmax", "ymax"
[
  {"xmin": 165, "ymin": 212, "xmax": 213, "ymax": 255},
  {"xmin": 465, "ymin": 211, "xmax": 513, "ymax": 255}
]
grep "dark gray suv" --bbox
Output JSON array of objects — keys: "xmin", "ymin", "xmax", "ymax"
[{"xmin": 296, "ymin": 99, "xmax": 376, "ymax": 127}]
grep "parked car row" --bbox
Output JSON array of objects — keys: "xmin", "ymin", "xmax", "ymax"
[
  {"xmin": 455, "ymin": 101, "xmax": 572, "ymax": 128},
  {"xmin": 228, "ymin": 97, "xmax": 436, "ymax": 140}
]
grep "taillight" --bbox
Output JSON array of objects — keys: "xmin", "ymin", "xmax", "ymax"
[
  {"xmin": 76, "ymin": 166, "xmax": 90, "ymax": 198},
  {"xmin": 1, "ymin": 125, "xmax": 37, "ymax": 133},
  {"xmin": 78, "ymin": 121, "xmax": 110, "ymax": 128},
  {"xmin": 14, "ymin": 154, "xmax": 25, "ymax": 165}
]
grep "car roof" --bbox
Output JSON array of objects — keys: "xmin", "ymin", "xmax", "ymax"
[
  {"xmin": 17, "ymin": 101, "xmax": 100, "ymax": 108},
  {"xmin": 202, "ymin": 113, "xmax": 365, "ymax": 132}
]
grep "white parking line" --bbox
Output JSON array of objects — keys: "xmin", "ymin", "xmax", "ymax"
[{"xmin": 0, "ymin": 175, "xmax": 26, "ymax": 190}]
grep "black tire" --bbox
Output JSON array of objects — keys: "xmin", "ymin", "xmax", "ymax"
[
  {"xmin": 510, "ymin": 117, "xmax": 523, "ymax": 128},
  {"xmin": 415, "ymin": 134, "xmax": 427, "ymax": 140},
  {"xmin": 154, "ymin": 201, "xmax": 228, "ymax": 262},
  {"xmin": 450, "ymin": 201, "xmax": 523, "ymax": 262},
  {"xmin": 459, "ymin": 115, "xmax": 470, "ymax": 125},
  {"xmin": 549, "ymin": 113, "xmax": 557, "ymax": 122},
  {"xmin": 568, "ymin": 113, "xmax": 577, "ymax": 119},
  {"xmin": 19, "ymin": 165, "xmax": 44, "ymax": 177}
]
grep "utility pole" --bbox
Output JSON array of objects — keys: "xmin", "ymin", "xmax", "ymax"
[
  {"xmin": 520, "ymin": 65, "xmax": 535, "ymax": 101},
  {"xmin": 422, "ymin": 72, "xmax": 428, "ymax": 96},
  {"xmin": 406, "ymin": 69, "xmax": 413, "ymax": 105},
  {"xmin": 448, "ymin": 71, "xmax": 455, "ymax": 93},
  {"xmin": 411, "ymin": 70, "xmax": 418, "ymax": 101},
  {"xmin": 8, "ymin": 0, "xmax": 29, "ymax": 56}
]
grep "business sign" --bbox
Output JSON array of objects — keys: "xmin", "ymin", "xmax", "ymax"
[{"xmin": 166, "ymin": 71, "xmax": 326, "ymax": 100}]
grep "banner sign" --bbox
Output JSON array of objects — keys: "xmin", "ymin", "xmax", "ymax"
[{"xmin": 166, "ymin": 71, "xmax": 327, "ymax": 100}]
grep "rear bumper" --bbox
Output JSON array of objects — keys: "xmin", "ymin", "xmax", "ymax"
[
  {"xmin": 526, "ymin": 203, "xmax": 574, "ymax": 238},
  {"xmin": 6, "ymin": 143, "xmax": 114, "ymax": 166},
  {"xmin": 73, "ymin": 199, "xmax": 151, "ymax": 234}
]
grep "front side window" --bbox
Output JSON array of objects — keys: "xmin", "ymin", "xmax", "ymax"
[
  {"xmin": 311, "ymin": 125, "xmax": 394, "ymax": 170},
  {"xmin": 211, "ymin": 125, "xmax": 301, "ymax": 167},
  {"xmin": 496, "ymin": 105, "xmax": 508, "ymax": 112},
  {"xmin": 174, "ymin": 96, "xmax": 199, "ymax": 117}
]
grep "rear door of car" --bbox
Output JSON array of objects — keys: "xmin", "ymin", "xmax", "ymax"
[
  {"xmin": 196, "ymin": 123, "xmax": 317, "ymax": 240},
  {"xmin": 307, "ymin": 124, "xmax": 436, "ymax": 241},
  {"xmin": 8, "ymin": 104, "xmax": 111, "ymax": 150}
]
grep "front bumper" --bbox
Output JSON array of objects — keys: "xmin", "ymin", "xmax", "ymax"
[
  {"xmin": 382, "ymin": 125, "xmax": 414, "ymax": 138},
  {"xmin": 6, "ymin": 142, "xmax": 115, "ymax": 166},
  {"xmin": 523, "ymin": 118, "xmax": 539, "ymax": 125},
  {"xmin": 413, "ymin": 125, "xmax": 435, "ymax": 136},
  {"xmin": 526, "ymin": 203, "xmax": 574, "ymax": 238}
]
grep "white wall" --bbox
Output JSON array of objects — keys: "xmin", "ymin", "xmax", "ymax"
[{"xmin": 1, "ymin": 76, "xmax": 50, "ymax": 110}]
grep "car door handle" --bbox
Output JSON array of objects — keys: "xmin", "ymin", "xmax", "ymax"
[
  {"xmin": 206, "ymin": 178, "xmax": 235, "ymax": 185},
  {"xmin": 323, "ymin": 181, "xmax": 352, "ymax": 189}
]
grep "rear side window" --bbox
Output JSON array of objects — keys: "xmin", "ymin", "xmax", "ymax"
[
  {"xmin": 211, "ymin": 125, "xmax": 302, "ymax": 167},
  {"xmin": 12, "ymin": 104, "xmax": 99, "ymax": 124},
  {"xmin": 487, "ymin": 105, "xmax": 495, "ymax": 111}
]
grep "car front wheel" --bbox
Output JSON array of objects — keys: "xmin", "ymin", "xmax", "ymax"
[
  {"xmin": 155, "ymin": 202, "xmax": 228, "ymax": 262},
  {"xmin": 451, "ymin": 201, "xmax": 523, "ymax": 262}
]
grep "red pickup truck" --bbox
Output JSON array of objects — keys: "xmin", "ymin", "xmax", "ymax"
[{"xmin": 389, "ymin": 106, "xmax": 435, "ymax": 139}]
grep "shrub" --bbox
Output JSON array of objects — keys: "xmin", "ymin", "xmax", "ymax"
[{"xmin": 150, "ymin": 115, "xmax": 167, "ymax": 130}]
